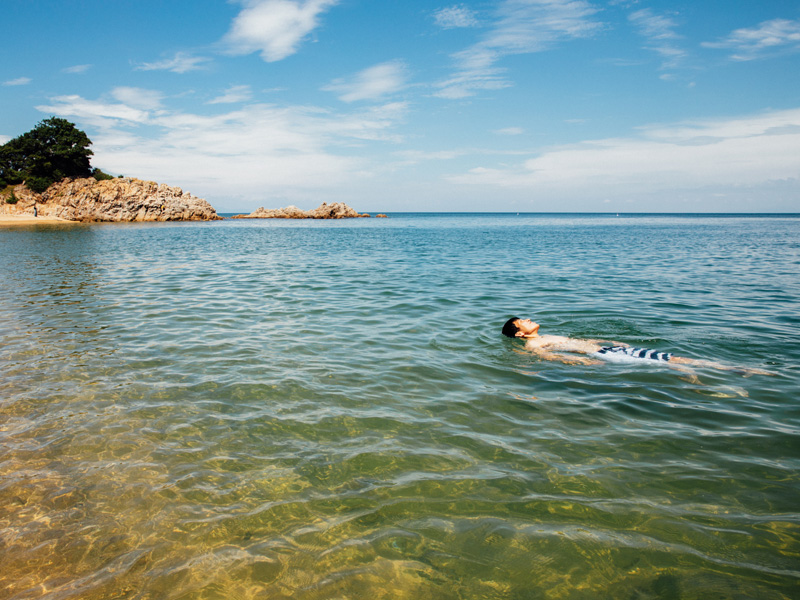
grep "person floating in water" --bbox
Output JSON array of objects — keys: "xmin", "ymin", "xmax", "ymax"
[{"xmin": 502, "ymin": 317, "xmax": 770, "ymax": 375}]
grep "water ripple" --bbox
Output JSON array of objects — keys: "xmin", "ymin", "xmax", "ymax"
[{"xmin": 1, "ymin": 215, "xmax": 799, "ymax": 599}]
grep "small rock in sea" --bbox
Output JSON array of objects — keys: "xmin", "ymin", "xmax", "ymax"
[{"xmin": 232, "ymin": 202, "xmax": 370, "ymax": 219}]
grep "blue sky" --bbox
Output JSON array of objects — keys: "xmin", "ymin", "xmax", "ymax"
[{"xmin": 2, "ymin": 0, "xmax": 799, "ymax": 212}]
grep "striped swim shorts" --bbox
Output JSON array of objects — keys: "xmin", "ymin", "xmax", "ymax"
[{"xmin": 595, "ymin": 346, "xmax": 672, "ymax": 362}]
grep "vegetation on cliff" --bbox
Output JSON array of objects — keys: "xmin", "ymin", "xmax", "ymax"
[{"xmin": 0, "ymin": 117, "xmax": 116, "ymax": 193}]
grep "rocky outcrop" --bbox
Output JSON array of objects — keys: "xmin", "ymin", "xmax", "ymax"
[
  {"xmin": 232, "ymin": 202, "xmax": 370, "ymax": 219},
  {"xmin": 0, "ymin": 178, "xmax": 220, "ymax": 222}
]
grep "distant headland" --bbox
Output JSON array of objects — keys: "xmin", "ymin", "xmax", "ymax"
[
  {"xmin": 1, "ymin": 177, "xmax": 221, "ymax": 223},
  {"xmin": 0, "ymin": 117, "xmax": 220, "ymax": 223},
  {"xmin": 1, "ymin": 117, "xmax": 379, "ymax": 225}
]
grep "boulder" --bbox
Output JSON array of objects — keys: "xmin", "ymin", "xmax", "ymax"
[
  {"xmin": 232, "ymin": 202, "xmax": 370, "ymax": 219},
  {"xmin": 0, "ymin": 178, "xmax": 221, "ymax": 222}
]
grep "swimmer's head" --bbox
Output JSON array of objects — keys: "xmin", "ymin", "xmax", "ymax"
[
  {"xmin": 502, "ymin": 317, "xmax": 521, "ymax": 338},
  {"xmin": 502, "ymin": 317, "xmax": 540, "ymax": 338}
]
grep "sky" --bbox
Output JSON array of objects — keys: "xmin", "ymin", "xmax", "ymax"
[{"xmin": 2, "ymin": 0, "xmax": 800, "ymax": 213}]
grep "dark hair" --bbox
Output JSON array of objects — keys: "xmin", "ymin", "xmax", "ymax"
[{"xmin": 502, "ymin": 316, "xmax": 520, "ymax": 338}]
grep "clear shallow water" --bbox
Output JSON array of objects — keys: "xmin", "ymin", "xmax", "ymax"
[{"xmin": 1, "ymin": 213, "xmax": 798, "ymax": 599}]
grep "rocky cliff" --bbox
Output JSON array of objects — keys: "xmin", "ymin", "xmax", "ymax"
[
  {"xmin": 0, "ymin": 177, "xmax": 220, "ymax": 222},
  {"xmin": 232, "ymin": 202, "xmax": 370, "ymax": 219}
]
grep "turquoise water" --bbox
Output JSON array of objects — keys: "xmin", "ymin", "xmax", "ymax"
[{"xmin": 1, "ymin": 214, "xmax": 799, "ymax": 599}]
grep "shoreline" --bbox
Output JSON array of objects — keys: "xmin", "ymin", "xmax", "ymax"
[{"xmin": 0, "ymin": 214, "xmax": 74, "ymax": 226}]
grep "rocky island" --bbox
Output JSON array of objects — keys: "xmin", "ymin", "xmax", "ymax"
[
  {"xmin": 1, "ymin": 177, "xmax": 220, "ymax": 222},
  {"xmin": 232, "ymin": 202, "xmax": 374, "ymax": 219},
  {"xmin": 1, "ymin": 117, "xmax": 220, "ymax": 224}
]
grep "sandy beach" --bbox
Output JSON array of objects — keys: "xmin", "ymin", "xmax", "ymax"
[{"xmin": 0, "ymin": 214, "xmax": 73, "ymax": 226}]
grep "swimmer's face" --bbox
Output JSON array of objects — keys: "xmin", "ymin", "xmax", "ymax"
[{"xmin": 514, "ymin": 318, "xmax": 540, "ymax": 338}]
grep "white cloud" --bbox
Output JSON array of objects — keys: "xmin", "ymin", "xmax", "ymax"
[
  {"xmin": 435, "ymin": 0, "xmax": 603, "ymax": 98},
  {"xmin": 600, "ymin": 57, "xmax": 644, "ymax": 67},
  {"xmin": 702, "ymin": 18, "xmax": 800, "ymax": 61},
  {"xmin": 434, "ymin": 65, "xmax": 510, "ymax": 99},
  {"xmin": 3, "ymin": 77, "xmax": 31, "ymax": 86},
  {"xmin": 628, "ymin": 8, "xmax": 687, "ymax": 70},
  {"xmin": 63, "ymin": 64, "xmax": 92, "ymax": 74},
  {"xmin": 136, "ymin": 52, "xmax": 210, "ymax": 73},
  {"xmin": 111, "ymin": 87, "xmax": 164, "ymax": 111},
  {"xmin": 494, "ymin": 127, "xmax": 524, "ymax": 135},
  {"xmin": 208, "ymin": 85, "xmax": 254, "ymax": 104},
  {"xmin": 394, "ymin": 149, "xmax": 472, "ymax": 164},
  {"xmin": 35, "ymin": 91, "xmax": 408, "ymax": 209},
  {"xmin": 323, "ymin": 61, "xmax": 408, "ymax": 103},
  {"xmin": 641, "ymin": 110, "xmax": 800, "ymax": 143},
  {"xmin": 0, "ymin": 135, "xmax": 11, "ymax": 144},
  {"xmin": 395, "ymin": 146, "xmax": 532, "ymax": 164},
  {"xmin": 223, "ymin": 0, "xmax": 339, "ymax": 62},
  {"xmin": 629, "ymin": 8, "xmax": 679, "ymax": 41},
  {"xmin": 448, "ymin": 108, "xmax": 800, "ymax": 200},
  {"xmin": 434, "ymin": 5, "xmax": 479, "ymax": 29},
  {"xmin": 36, "ymin": 95, "xmax": 151, "ymax": 128}
]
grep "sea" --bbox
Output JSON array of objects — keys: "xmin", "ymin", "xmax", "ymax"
[{"xmin": 1, "ymin": 213, "xmax": 799, "ymax": 600}]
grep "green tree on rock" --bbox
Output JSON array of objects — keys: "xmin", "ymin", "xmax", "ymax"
[{"xmin": 0, "ymin": 117, "xmax": 93, "ymax": 192}]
